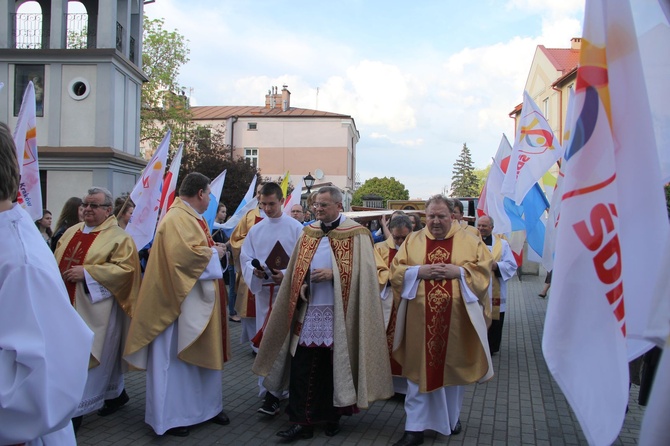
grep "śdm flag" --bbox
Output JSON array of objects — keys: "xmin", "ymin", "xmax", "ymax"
[
  {"xmin": 126, "ymin": 130, "xmax": 171, "ymax": 250},
  {"xmin": 542, "ymin": 1, "xmax": 669, "ymax": 444},
  {"xmin": 221, "ymin": 175, "xmax": 258, "ymax": 238},
  {"xmin": 477, "ymin": 134, "xmax": 548, "ymax": 260},
  {"xmin": 542, "ymin": 88, "xmax": 576, "ymax": 272},
  {"xmin": 203, "ymin": 169, "xmax": 227, "ymax": 232},
  {"xmin": 283, "ymin": 175, "xmax": 304, "ymax": 215},
  {"xmin": 13, "ymin": 81, "xmax": 43, "ymax": 221},
  {"xmin": 478, "ymin": 135, "xmax": 515, "ymax": 234},
  {"xmin": 502, "ymin": 91, "xmax": 563, "ymax": 205},
  {"xmin": 157, "ymin": 143, "xmax": 183, "ymax": 225}
]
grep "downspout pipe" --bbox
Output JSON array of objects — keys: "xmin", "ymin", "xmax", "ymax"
[
  {"xmin": 551, "ymin": 84, "xmax": 563, "ymax": 145},
  {"xmin": 230, "ymin": 116, "xmax": 238, "ymax": 160}
]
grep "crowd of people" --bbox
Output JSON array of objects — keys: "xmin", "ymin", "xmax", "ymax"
[{"xmin": 1, "ymin": 118, "xmax": 534, "ymax": 445}]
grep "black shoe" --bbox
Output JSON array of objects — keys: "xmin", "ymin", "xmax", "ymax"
[
  {"xmin": 451, "ymin": 419, "xmax": 462, "ymax": 435},
  {"xmin": 276, "ymin": 424, "xmax": 314, "ymax": 441},
  {"xmin": 97, "ymin": 389, "xmax": 130, "ymax": 416},
  {"xmin": 71, "ymin": 416, "xmax": 83, "ymax": 434},
  {"xmin": 393, "ymin": 431, "xmax": 424, "ymax": 446},
  {"xmin": 210, "ymin": 411, "xmax": 230, "ymax": 425},
  {"xmin": 165, "ymin": 426, "xmax": 190, "ymax": 437},
  {"xmin": 258, "ymin": 393, "xmax": 281, "ymax": 416},
  {"xmin": 324, "ymin": 422, "xmax": 340, "ymax": 437}
]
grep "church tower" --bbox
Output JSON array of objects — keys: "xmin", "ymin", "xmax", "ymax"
[{"xmin": 0, "ymin": 0, "xmax": 147, "ymax": 218}]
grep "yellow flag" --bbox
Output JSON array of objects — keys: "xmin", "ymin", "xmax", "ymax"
[{"xmin": 280, "ymin": 171, "xmax": 290, "ymax": 199}]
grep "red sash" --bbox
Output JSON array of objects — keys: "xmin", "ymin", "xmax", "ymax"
[
  {"xmin": 243, "ymin": 215, "xmax": 265, "ymax": 317},
  {"xmin": 250, "ymin": 282, "xmax": 277, "ymax": 348},
  {"xmin": 424, "ymin": 237, "xmax": 454, "ymax": 390},
  {"xmin": 196, "ymin": 218, "xmax": 229, "ymax": 362},
  {"xmin": 57, "ymin": 230, "xmax": 100, "ymax": 306}
]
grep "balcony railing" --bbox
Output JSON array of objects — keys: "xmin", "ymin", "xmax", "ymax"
[
  {"xmin": 11, "ymin": 13, "xmax": 135, "ymax": 56},
  {"xmin": 116, "ymin": 22, "xmax": 123, "ymax": 52},
  {"xmin": 11, "ymin": 13, "xmax": 49, "ymax": 49},
  {"xmin": 66, "ymin": 13, "xmax": 96, "ymax": 49},
  {"xmin": 130, "ymin": 36, "xmax": 136, "ymax": 63}
]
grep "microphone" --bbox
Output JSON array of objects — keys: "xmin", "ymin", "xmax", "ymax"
[{"xmin": 251, "ymin": 259, "xmax": 269, "ymax": 279}]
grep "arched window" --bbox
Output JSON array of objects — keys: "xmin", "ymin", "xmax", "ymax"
[
  {"xmin": 66, "ymin": 1, "xmax": 90, "ymax": 49},
  {"xmin": 14, "ymin": 1, "xmax": 45, "ymax": 49}
]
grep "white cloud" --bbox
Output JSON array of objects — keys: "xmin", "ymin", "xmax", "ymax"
[
  {"xmin": 369, "ymin": 132, "xmax": 424, "ymax": 147},
  {"xmin": 144, "ymin": 0, "xmax": 584, "ymax": 199}
]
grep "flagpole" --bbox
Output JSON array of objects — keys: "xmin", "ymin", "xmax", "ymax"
[{"xmin": 115, "ymin": 194, "xmax": 132, "ymax": 219}]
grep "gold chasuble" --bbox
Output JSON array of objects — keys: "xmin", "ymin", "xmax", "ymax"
[
  {"xmin": 375, "ymin": 238, "xmax": 402, "ymax": 377},
  {"xmin": 391, "ymin": 224, "xmax": 493, "ymax": 392},
  {"xmin": 459, "ymin": 220, "xmax": 481, "ymax": 238},
  {"xmin": 230, "ymin": 207, "xmax": 263, "ymax": 318},
  {"xmin": 252, "ymin": 218, "xmax": 394, "ymax": 409},
  {"xmin": 124, "ymin": 198, "xmax": 226, "ymax": 370},
  {"xmin": 54, "ymin": 216, "xmax": 141, "ymax": 368}
]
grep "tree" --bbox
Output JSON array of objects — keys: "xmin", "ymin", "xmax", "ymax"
[
  {"xmin": 352, "ymin": 177, "xmax": 409, "ymax": 207},
  {"xmin": 473, "ymin": 165, "xmax": 491, "ymax": 195},
  {"xmin": 141, "ymin": 16, "xmax": 191, "ymax": 152},
  {"xmin": 450, "ymin": 143, "xmax": 480, "ymax": 197},
  {"xmin": 177, "ymin": 125, "xmax": 260, "ymax": 213}
]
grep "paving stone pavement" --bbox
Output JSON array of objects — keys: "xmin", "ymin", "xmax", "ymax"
[{"xmin": 75, "ymin": 273, "xmax": 645, "ymax": 445}]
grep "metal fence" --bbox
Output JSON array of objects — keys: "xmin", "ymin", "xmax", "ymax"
[{"xmin": 11, "ymin": 13, "xmax": 49, "ymax": 49}]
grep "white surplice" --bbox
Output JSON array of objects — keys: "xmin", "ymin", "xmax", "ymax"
[
  {"xmin": 486, "ymin": 237, "xmax": 517, "ymax": 313},
  {"xmin": 0, "ymin": 204, "xmax": 93, "ymax": 445},
  {"xmin": 240, "ymin": 212, "xmax": 303, "ymax": 395}
]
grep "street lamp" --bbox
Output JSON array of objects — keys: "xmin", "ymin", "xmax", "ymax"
[{"xmin": 304, "ymin": 172, "xmax": 315, "ymax": 194}]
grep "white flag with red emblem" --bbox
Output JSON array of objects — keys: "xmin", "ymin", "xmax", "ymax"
[
  {"xmin": 13, "ymin": 81, "xmax": 43, "ymax": 221},
  {"xmin": 126, "ymin": 130, "xmax": 171, "ymax": 250},
  {"xmin": 157, "ymin": 143, "xmax": 183, "ymax": 224},
  {"xmin": 502, "ymin": 91, "xmax": 564, "ymax": 205},
  {"xmin": 542, "ymin": 1, "xmax": 669, "ymax": 444}
]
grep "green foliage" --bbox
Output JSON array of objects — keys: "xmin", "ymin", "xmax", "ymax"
[
  {"xmin": 352, "ymin": 177, "xmax": 409, "ymax": 207},
  {"xmin": 450, "ymin": 143, "xmax": 480, "ymax": 197},
  {"xmin": 473, "ymin": 165, "xmax": 491, "ymax": 194},
  {"xmin": 177, "ymin": 126, "xmax": 260, "ymax": 213},
  {"xmin": 141, "ymin": 16, "xmax": 191, "ymax": 152},
  {"xmin": 66, "ymin": 26, "xmax": 88, "ymax": 49}
]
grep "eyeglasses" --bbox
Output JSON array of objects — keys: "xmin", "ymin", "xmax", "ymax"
[
  {"xmin": 312, "ymin": 202, "xmax": 337, "ymax": 209},
  {"xmin": 82, "ymin": 202, "xmax": 111, "ymax": 209}
]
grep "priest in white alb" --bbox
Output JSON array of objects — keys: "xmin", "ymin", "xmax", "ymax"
[
  {"xmin": 0, "ymin": 122, "xmax": 94, "ymax": 446},
  {"xmin": 241, "ymin": 182, "xmax": 304, "ymax": 416},
  {"xmin": 54, "ymin": 186, "xmax": 141, "ymax": 431},
  {"xmin": 391, "ymin": 195, "xmax": 493, "ymax": 446},
  {"xmin": 124, "ymin": 172, "xmax": 231, "ymax": 437}
]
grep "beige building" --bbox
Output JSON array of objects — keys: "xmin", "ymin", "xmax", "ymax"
[
  {"xmin": 510, "ymin": 37, "xmax": 580, "ymax": 145},
  {"xmin": 190, "ymin": 86, "xmax": 360, "ymax": 209}
]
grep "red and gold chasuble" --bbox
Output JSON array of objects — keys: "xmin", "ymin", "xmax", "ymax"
[
  {"xmin": 287, "ymin": 230, "xmax": 354, "ymax": 333},
  {"xmin": 384, "ymin": 247, "xmax": 404, "ymax": 376},
  {"xmin": 196, "ymin": 218, "xmax": 230, "ymax": 362},
  {"xmin": 57, "ymin": 230, "xmax": 100, "ymax": 305},
  {"xmin": 423, "ymin": 238, "xmax": 455, "ymax": 391}
]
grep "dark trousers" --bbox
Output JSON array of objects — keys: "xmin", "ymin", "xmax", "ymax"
[
  {"xmin": 487, "ymin": 312, "xmax": 505, "ymax": 353},
  {"xmin": 287, "ymin": 345, "xmax": 340, "ymax": 425}
]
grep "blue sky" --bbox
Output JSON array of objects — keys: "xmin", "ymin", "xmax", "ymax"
[{"xmin": 148, "ymin": 1, "xmax": 584, "ymax": 198}]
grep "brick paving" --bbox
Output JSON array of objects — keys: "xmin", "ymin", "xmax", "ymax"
[{"xmin": 75, "ymin": 273, "xmax": 644, "ymax": 445}]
